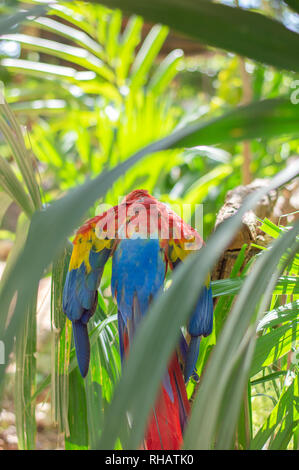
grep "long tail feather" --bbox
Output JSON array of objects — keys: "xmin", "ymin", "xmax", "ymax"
[
  {"xmin": 184, "ymin": 335, "xmax": 201, "ymax": 383},
  {"xmin": 72, "ymin": 320, "xmax": 90, "ymax": 378},
  {"xmin": 145, "ymin": 354, "xmax": 190, "ymax": 450}
]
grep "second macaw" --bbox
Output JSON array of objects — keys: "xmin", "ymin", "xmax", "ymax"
[{"xmin": 63, "ymin": 189, "xmax": 213, "ymax": 450}]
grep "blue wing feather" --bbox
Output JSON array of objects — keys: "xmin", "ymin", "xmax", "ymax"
[
  {"xmin": 167, "ymin": 246, "xmax": 214, "ymax": 383},
  {"xmin": 188, "ymin": 284, "xmax": 214, "ymax": 337},
  {"xmin": 63, "ymin": 269, "xmax": 82, "ymax": 322},
  {"xmin": 63, "ymin": 239, "xmax": 112, "ymax": 378},
  {"xmin": 184, "ymin": 284, "xmax": 213, "ymax": 382},
  {"xmin": 72, "ymin": 320, "xmax": 90, "ymax": 378}
]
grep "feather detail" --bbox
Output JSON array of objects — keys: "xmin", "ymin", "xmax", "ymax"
[
  {"xmin": 145, "ymin": 354, "xmax": 190, "ymax": 450},
  {"xmin": 184, "ymin": 281, "xmax": 213, "ymax": 382},
  {"xmin": 72, "ymin": 320, "xmax": 90, "ymax": 378},
  {"xmin": 63, "ymin": 220, "xmax": 114, "ymax": 377},
  {"xmin": 183, "ymin": 335, "xmax": 201, "ymax": 383}
]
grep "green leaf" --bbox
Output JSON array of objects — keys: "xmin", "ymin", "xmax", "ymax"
[
  {"xmin": 15, "ymin": 286, "xmax": 37, "ymax": 449},
  {"xmin": 33, "ymin": 16, "xmax": 105, "ymax": 60},
  {"xmin": 0, "ymin": 100, "xmax": 41, "ymax": 211},
  {"xmin": 1, "ymin": 58, "xmax": 94, "ymax": 82},
  {"xmin": 259, "ymin": 218, "xmax": 282, "ymax": 239},
  {"xmin": 173, "ymin": 99, "xmax": 299, "ymax": 148},
  {"xmin": 183, "ymin": 164, "xmax": 233, "ymax": 205},
  {"xmin": 51, "ymin": 244, "xmax": 72, "ymax": 434},
  {"xmin": 251, "ymin": 321, "xmax": 299, "ymax": 377},
  {"xmin": 98, "ymin": 0, "xmax": 299, "ymax": 73},
  {"xmin": 214, "ymin": 245, "xmax": 248, "ymax": 338},
  {"xmin": 0, "ymin": 213, "xmax": 30, "ymax": 315},
  {"xmin": 211, "ymin": 277, "xmax": 243, "ymax": 297},
  {"xmin": 269, "ymin": 412, "xmax": 299, "ymax": 450},
  {"xmin": 0, "ymin": 4, "xmax": 47, "ymax": 35},
  {"xmin": 148, "ymin": 49, "xmax": 184, "ymax": 94},
  {"xmin": 2, "ymin": 34, "xmax": 114, "ymax": 82},
  {"xmin": 106, "ymin": 9, "xmax": 122, "ymax": 60},
  {"xmin": 257, "ymin": 300, "xmax": 299, "ymax": 331},
  {"xmin": 284, "ymin": 1, "xmax": 299, "ymax": 15},
  {"xmin": 85, "ymin": 339, "xmax": 105, "ymax": 448},
  {"xmin": 117, "ymin": 15, "xmax": 143, "ymax": 81},
  {"xmin": 65, "ymin": 368, "xmax": 88, "ymax": 450},
  {"xmin": 274, "ymin": 276, "xmax": 299, "ymax": 295},
  {"xmin": 184, "ymin": 222, "xmax": 299, "ymax": 449},
  {"xmin": 12, "ymin": 216, "xmax": 37, "ymax": 452},
  {"xmin": 130, "ymin": 24, "xmax": 169, "ymax": 89},
  {"xmin": 250, "ymin": 370, "xmax": 288, "ymax": 386},
  {"xmin": 0, "ymin": 192, "xmax": 12, "ymax": 227},
  {"xmin": 250, "ymin": 375, "xmax": 299, "ymax": 450},
  {"xmin": 0, "ymin": 156, "xmax": 35, "ymax": 217}
]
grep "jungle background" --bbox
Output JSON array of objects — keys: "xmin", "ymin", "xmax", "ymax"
[{"xmin": 0, "ymin": 0, "xmax": 298, "ymax": 450}]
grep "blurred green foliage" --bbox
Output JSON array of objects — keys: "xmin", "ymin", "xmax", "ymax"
[
  {"xmin": 0, "ymin": 0, "xmax": 298, "ymax": 451},
  {"xmin": 2, "ymin": 2, "xmax": 299, "ymax": 237}
]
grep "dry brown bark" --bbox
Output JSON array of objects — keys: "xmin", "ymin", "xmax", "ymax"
[{"xmin": 212, "ymin": 163, "xmax": 299, "ymax": 282}]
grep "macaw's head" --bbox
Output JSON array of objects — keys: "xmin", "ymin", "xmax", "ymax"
[{"xmin": 122, "ymin": 189, "xmax": 155, "ymax": 204}]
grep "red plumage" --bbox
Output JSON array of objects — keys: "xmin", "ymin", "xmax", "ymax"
[{"xmin": 145, "ymin": 354, "xmax": 190, "ymax": 450}]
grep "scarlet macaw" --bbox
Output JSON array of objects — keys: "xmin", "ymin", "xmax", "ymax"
[{"xmin": 63, "ymin": 189, "xmax": 213, "ymax": 450}]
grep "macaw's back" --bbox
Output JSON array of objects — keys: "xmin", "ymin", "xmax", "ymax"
[{"xmin": 111, "ymin": 238, "xmax": 190, "ymax": 450}]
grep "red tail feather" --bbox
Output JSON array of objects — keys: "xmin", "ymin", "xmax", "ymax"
[{"xmin": 145, "ymin": 354, "xmax": 190, "ymax": 450}]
